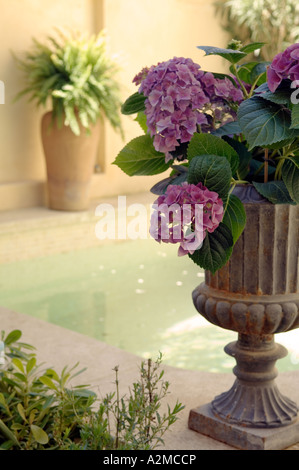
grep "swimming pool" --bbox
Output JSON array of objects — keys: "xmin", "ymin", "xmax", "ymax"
[{"xmin": 0, "ymin": 237, "xmax": 298, "ymax": 372}]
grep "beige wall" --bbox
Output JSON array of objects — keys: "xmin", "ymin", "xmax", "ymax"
[{"xmin": 0, "ymin": 0, "xmax": 229, "ymax": 211}]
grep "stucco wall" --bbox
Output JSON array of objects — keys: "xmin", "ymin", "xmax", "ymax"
[{"xmin": 0, "ymin": 0, "xmax": 229, "ymax": 211}]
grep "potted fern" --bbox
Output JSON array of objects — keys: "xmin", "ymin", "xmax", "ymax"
[{"xmin": 15, "ymin": 30, "xmax": 123, "ymax": 211}]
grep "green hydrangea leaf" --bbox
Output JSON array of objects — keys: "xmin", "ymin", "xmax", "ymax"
[
  {"xmin": 255, "ymin": 80, "xmax": 292, "ymax": 105},
  {"xmin": 253, "ymin": 180, "xmax": 296, "ymax": 204},
  {"xmin": 238, "ymin": 96, "xmax": 298, "ymax": 150},
  {"xmin": 121, "ymin": 92, "xmax": 146, "ymax": 115},
  {"xmin": 187, "ymin": 133, "xmax": 239, "ymax": 175},
  {"xmin": 211, "ymin": 120, "xmax": 241, "ymax": 137},
  {"xmin": 222, "ymin": 136, "xmax": 252, "ymax": 180},
  {"xmin": 197, "ymin": 46, "xmax": 246, "ymax": 64},
  {"xmin": 188, "ymin": 223, "xmax": 233, "ymax": 274},
  {"xmin": 222, "ymin": 194, "xmax": 246, "ymax": 243},
  {"xmin": 240, "ymin": 42, "xmax": 265, "ymax": 54},
  {"xmin": 187, "ymin": 153, "xmax": 232, "ymax": 202},
  {"xmin": 113, "ymin": 134, "xmax": 171, "ymax": 176},
  {"xmin": 281, "ymin": 156, "xmax": 299, "ymax": 203}
]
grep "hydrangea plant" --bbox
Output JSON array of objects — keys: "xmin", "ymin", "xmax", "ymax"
[{"xmin": 114, "ymin": 41, "xmax": 299, "ymax": 274}]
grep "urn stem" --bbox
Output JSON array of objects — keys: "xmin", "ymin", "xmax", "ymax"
[{"xmin": 211, "ymin": 333, "xmax": 298, "ymax": 428}]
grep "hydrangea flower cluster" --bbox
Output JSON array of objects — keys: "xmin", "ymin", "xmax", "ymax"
[
  {"xmin": 133, "ymin": 57, "xmax": 243, "ymax": 161},
  {"xmin": 267, "ymin": 43, "xmax": 299, "ymax": 92},
  {"xmin": 149, "ymin": 181, "xmax": 224, "ymax": 256}
]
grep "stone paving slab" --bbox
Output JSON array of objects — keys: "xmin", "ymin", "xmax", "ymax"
[
  {"xmin": 0, "ymin": 193, "xmax": 153, "ymax": 263},
  {"xmin": 1, "ymin": 306, "xmax": 299, "ymax": 451}
]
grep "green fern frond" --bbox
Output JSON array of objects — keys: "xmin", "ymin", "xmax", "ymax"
[{"xmin": 14, "ymin": 29, "xmax": 123, "ymax": 136}]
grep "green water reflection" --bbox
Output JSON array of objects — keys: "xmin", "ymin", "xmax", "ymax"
[{"xmin": 0, "ymin": 238, "xmax": 298, "ymax": 373}]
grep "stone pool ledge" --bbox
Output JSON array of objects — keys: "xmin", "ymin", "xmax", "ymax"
[{"xmin": 1, "ymin": 306, "xmax": 299, "ymax": 451}]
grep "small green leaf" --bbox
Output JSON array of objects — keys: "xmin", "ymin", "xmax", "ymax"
[
  {"xmin": 231, "ymin": 61, "xmax": 257, "ymax": 84},
  {"xmin": 134, "ymin": 111, "xmax": 147, "ymax": 133},
  {"xmin": 4, "ymin": 330, "xmax": 22, "ymax": 346},
  {"xmin": 281, "ymin": 157, "xmax": 299, "ymax": 203},
  {"xmin": 17, "ymin": 403, "xmax": 27, "ymax": 422},
  {"xmin": 0, "ymin": 419, "xmax": 21, "ymax": 447},
  {"xmin": 232, "ymin": 61, "xmax": 268, "ymax": 86},
  {"xmin": 240, "ymin": 42, "xmax": 265, "ymax": 54},
  {"xmin": 113, "ymin": 134, "xmax": 171, "ymax": 176},
  {"xmin": 45, "ymin": 368, "xmax": 60, "ymax": 382},
  {"xmin": 73, "ymin": 389, "xmax": 97, "ymax": 398},
  {"xmin": 29, "ymin": 409, "xmax": 38, "ymax": 425},
  {"xmin": 64, "ymin": 105, "xmax": 80, "ymax": 136},
  {"xmin": 0, "ymin": 393, "xmax": 10, "ymax": 416},
  {"xmin": 11, "ymin": 423, "xmax": 25, "ymax": 431},
  {"xmin": 12, "ymin": 358, "xmax": 25, "ymax": 373},
  {"xmin": 0, "ymin": 393, "xmax": 6, "ymax": 407},
  {"xmin": 249, "ymin": 62, "xmax": 269, "ymax": 86},
  {"xmin": 121, "ymin": 92, "xmax": 146, "ymax": 115},
  {"xmin": 253, "ymin": 180, "xmax": 296, "ymax": 204},
  {"xmin": 13, "ymin": 372, "xmax": 27, "ymax": 382},
  {"xmin": 30, "ymin": 424, "xmax": 49, "ymax": 445},
  {"xmin": 39, "ymin": 375, "xmax": 58, "ymax": 391},
  {"xmin": 26, "ymin": 357, "xmax": 37, "ymax": 374},
  {"xmin": 187, "ymin": 133, "xmax": 239, "ymax": 175},
  {"xmin": 197, "ymin": 45, "xmax": 246, "ymax": 64}
]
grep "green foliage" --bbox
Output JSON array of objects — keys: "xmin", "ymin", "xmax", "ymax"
[
  {"xmin": 222, "ymin": 194, "xmax": 247, "ymax": 243},
  {"xmin": 121, "ymin": 92, "xmax": 146, "ymax": 115},
  {"xmin": 114, "ymin": 40, "xmax": 299, "ymax": 274},
  {"xmin": 282, "ymin": 157, "xmax": 299, "ymax": 203},
  {"xmin": 187, "ymin": 153, "xmax": 232, "ymax": 203},
  {"xmin": 231, "ymin": 61, "xmax": 269, "ymax": 88},
  {"xmin": 187, "ymin": 133, "xmax": 239, "ymax": 175},
  {"xmin": 253, "ymin": 180, "xmax": 297, "ymax": 205},
  {"xmin": 14, "ymin": 30, "xmax": 123, "ymax": 136},
  {"xmin": 188, "ymin": 223, "xmax": 233, "ymax": 275},
  {"xmin": 0, "ymin": 330, "xmax": 95, "ymax": 450},
  {"xmin": 238, "ymin": 96, "xmax": 298, "ymax": 150},
  {"xmin": 197, "ymin": 45, "xmax": 247, "ymax": 64},
  {"xmin": 113, "ymin": 134, "xmax": 172, "ymax": 176},
  {"xmin": 214, "ymin": 0, "xmax": 299, "ymax": 61},
  {"xmin": 0, "ymin": 331, "xmax": 183, "ymax": 450},
  {"xmin": 72, "ymin": 355, "xmax": 184, "ymax": 450}
]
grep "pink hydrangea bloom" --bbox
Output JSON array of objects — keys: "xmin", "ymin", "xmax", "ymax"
[
  {"xmin": 149, "ymin": 182, "xmax": 224, "ymax": 256},
  {"xmin": 267, "ymin": 43, "xmax": 299, "ymax": 92},
  {"xmin": 133, "ymin": 57, "xmax": 243, "ymax": 161}
]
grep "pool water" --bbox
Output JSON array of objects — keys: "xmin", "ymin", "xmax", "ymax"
[{"xmin": 0, "ymin": 237, "xmax": 298, "ymax": 373}]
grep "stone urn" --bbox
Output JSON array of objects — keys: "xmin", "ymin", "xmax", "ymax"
[{"xmin": 188, "ymin": 186, "xmax": 299, "ymax": 450}]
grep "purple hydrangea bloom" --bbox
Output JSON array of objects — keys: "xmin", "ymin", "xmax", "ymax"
[
  {"xmin": 133, "ymin": 57, "xmax": 243, "ymax": 161},
  {"xmin": 149, "ymin": 181, "xmax": 224, "ymax": 256},
  {"xmin": 267, "ymin": 43, "xmax": 299, "ymax": 92}
]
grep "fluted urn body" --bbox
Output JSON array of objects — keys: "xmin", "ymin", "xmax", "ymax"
[{"xmin": 191, "ymin": 188, "xmax": 299, "ymax": 428}]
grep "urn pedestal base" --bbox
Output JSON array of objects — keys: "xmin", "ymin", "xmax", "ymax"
[
  {"xmin": 188, "ymin": 283, "xmax": 299, "ymax": 449},
  {"xmin": 188, "ymin": 404, "xmax": 299, "ymax": 450}
]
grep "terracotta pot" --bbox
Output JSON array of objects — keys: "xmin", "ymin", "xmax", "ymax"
[
  {"xmin": 188, "ymin": 186, "xmax": 299, "ymax": 449},
  {"xmin": 41, "ymin": 111, "xmax": 100, "ymax": 211}
]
